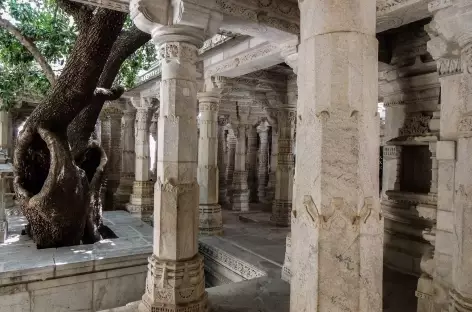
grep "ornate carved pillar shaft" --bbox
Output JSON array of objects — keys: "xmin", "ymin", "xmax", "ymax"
[
  {"xmin": 115, "ymin": 108, "xmax": 136, "ymax": 209},
  {"xmin": 197, "ymin": 77, "xmax": 224, "ymax": 235},
  {"xmin": 232, "ymin": 124, "xmax": 249, "ymax": 211},
  {"xmin": 292, "ymin": 0, "xmax": 382, "ymax": 311},
  {"xmin": 257, "ymin": 122, "xmax": 270, "ymax": 202},
  {"xmin": 247, "ymin": 126, "xmax": 258, "ymax": 203},
  {"xmin": 225, "ymin": 133, "xmax": 236, "ymax": 204},
  {"xmin": 150, "ymin": 110, "xmax": 159, "ymax": 180},
  {"xmin": 217, "ymin": 117, "xmax": 228, "ymax": 205},
  {"xmin": 100, "ymin": 104, "xmax": 123, "ymax": 210},
  {"xmin": 126, "ymin": 100, "xmax": 153, "ymax": 222},
  {"xmin": 266, "ymin": 125, "xmax": 278, "ymax": 203},
  {"xmin": 130, "ymin": 0, "xmax": 218, "ymax": 304},
  {"xmin": 271, "ymin": 107, "xmax": 296, "ymax": 227}
]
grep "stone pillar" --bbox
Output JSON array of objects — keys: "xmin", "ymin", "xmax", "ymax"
[
  {"xmin": 292, "ymin": 0, "xmax": 382, "ymax": 311},
  {"xmin": 232, "ymin": 124, "xmax": 249, "ymax": 211},
  {"xmin": 126, "ymin": 99, "xmax": 154, "ymax": 222},
  {"xmin": 150, "ymin": 110, "xmax": 159, "ymax": 181},
  {"xmin": 115, "ymin": 108, "xmax": 136, "ymax": 210},
  {"xmin": 217, "ymin": 116, "xmax": 228, "ymax": 205},
  {"xmin": 426, "ymin": 3, "xmax": 472, "ymax": 310},
  {"xmin": 0, "ymin": 111, "xmax": 11, "ymax": 163},
  {"xmin": 131, "ymin": 1, "xmax": 221, "ymax": 307},
  {"xmin": 257, "ymin": 121, "xmax": 270, "ymax": 202},
  {"xmin": 198, "ymin": 77, "xmax": 224, "ymax": 235},
  {"xmin": 265, "ymin": 124, "xmax": 278, "ymax": 203},
  {"xmin": 225, "ymin": 133, "xmax": 236, "ymax": 204},
  {"xmin": 247, "ymin": 126, "xmax": 258, "ymax": 203},
  {"xmin": 100, "ymin": 103, "xmax": 123, "ymax": 211},
  {"xmin": 271, "ymin": 107, "xmax": 296, "ymax": 227}
]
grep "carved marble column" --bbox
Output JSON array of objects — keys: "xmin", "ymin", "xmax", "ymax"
[
  {"xmin": 225, "ymin": 133, "xmax": 236, "ymax": 204},
  {"xmin": 100, "ymin": 103, "xmax": 123, "ymax": 210},
  {"xmin": 131, "ymin": 1, "xmax": 219, "ymax": 307},
  {"xmin": 217, "ymin": 116, "xmax": 228, "ymax": 205},
  {"xmin": 292, "ymin": 0, "xmax": 382, "ymax": 311},
  {"xmin": 265, "ymin": 124, "xmax": 278, "ymax": 203},
  {"xmin": 257, "ymin": 121, "xmax": 270, "ymax": 202},
  {"xmin": 271, "ymin": 107, "xmax": 296, "ymax": 227},
  {"xmin": 150, "ymin": 110, "xmax": 159, "ymax": 180},
  {"xmin": 0, "ymin": 111, "xmax": 11, "ymax": 163},
  {"xmin": 126, "ymin": 99, "xmax": 153, "ymax": 222},
  {"xmin": 115, "ymin": 108, "xmax": 136, "ymax": 209},
  {"xmin": 426, "ymin": 3, "xmax": 472, "ymax": 311},
  {"xmin": 247, "ymin": 126, "xmax": 258, "ymax": 203},
  {"xmin": 232, "ymin": 124, "xmax": 249, "ymax": 211},
  {"xmin": 197, "ymin": 77, "xmax": 224, "ymax": 235}
]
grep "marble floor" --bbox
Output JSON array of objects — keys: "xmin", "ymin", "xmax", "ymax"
[{"xmin": 212, "ymin": 208, "xmax": 418, "ymax": 312}]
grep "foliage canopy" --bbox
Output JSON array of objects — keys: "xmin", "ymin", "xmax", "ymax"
[{"xmin": 0, "ymin": 0, "xmax": 155, "ymax": 110}]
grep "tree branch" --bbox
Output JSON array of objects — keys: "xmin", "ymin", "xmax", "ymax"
[{"xmin": 0, "ymin": 17, "xmax": 56, "ymax": 85}]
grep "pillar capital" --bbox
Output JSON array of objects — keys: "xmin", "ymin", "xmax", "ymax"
[
  {"xmin": 257, "ymin": 120, "xmax": 271, "ymax": 134},
  {"xmin": 427, "ymin": 1, "xmax": 472, "ymax": 76},
  {"xmin": 130, "ymin": 0, "xmax": 222, "ymax": 47}
]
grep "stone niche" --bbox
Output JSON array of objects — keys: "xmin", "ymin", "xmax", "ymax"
[{"xmin": 0, "ymin": 211, "xmax": 152, "ymax": 312}]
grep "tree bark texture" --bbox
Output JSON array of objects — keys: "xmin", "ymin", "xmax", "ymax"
[
  {"xmin": 68, "ymin": 26, "xmax": 151, "ymax": 158},
  {"xmin": 13, "ymin": 7, "xmax": 127, "ymax": 249}
]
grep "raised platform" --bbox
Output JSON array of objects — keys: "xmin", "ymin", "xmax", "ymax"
[{"xmin": 0, "ymin": 211, "xmax": 152, "ymax": 312}]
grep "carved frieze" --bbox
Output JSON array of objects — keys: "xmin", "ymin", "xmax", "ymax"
[{"xmin": 399, "ymin": 113, "xmax": 432, "ymax": 136}]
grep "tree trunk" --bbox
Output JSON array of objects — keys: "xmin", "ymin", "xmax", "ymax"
[
  {"xmin": 13, "ymin": 8, "xmax": 127, "ymax": 249},
  {"xmin": 67, "ymin": 26, "xmax": 150, "ymax": 231}
]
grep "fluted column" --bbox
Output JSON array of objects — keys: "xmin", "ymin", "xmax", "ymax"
[
  {"xmin": 217, "ymin": 116, "xmax": 228, "ymax": 205},
  {"xmin": 247, "ymin": 126, "xmax": 258, "ymax": 203},
  {"xmin": 126, "ymin": 99, "xmax": 154, "ymax": 222},
  {"xmin": 271, "ymin": 108, "xmax": 296, "ymax": 226},
  {"xmin": 292, "ymin": 0, "xmax": 382, "ymax": 311},
  {"xmin": 426, "ymin": 3, "xmax": 472, "ymax": 311},
  {"xmin": 225, "ymin": 133, "xmax": 236, "ymax": 204},
  {"xmin": 232, "ymin": 124, "xmax": 249, "ymax": 211},
  {"xmin": 115, "ymin": 108, "xmax": 136, "ymax": 209},
  {"xmin": 198, "ymin": 77, "xmax": 224, "ymax": 235},
  {"xmin": 257, "ymin": 122, "xmax": 270, "ymax": 202}
]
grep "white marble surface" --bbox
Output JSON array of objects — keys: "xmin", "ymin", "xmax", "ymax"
[{"xmin": 0, "ymin": 211, "xmax": 152, "ymax": 312}]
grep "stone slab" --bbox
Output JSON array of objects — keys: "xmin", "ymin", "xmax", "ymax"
[{"xmin": 0, "ymin": 211, "xmax": 152, "ymax": 312}]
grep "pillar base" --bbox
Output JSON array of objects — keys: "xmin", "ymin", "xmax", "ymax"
[
  {"xmin": 270, "ymin": 200, "xmax": 292, "ymax": 227},
  {"xmin": 199, "ymin": 204, "xmax": 223, "ymax": 235},
  {"xmin": 281, "ymin": 233, "xmax": 291, "ymax": 283},
  {"xmin": 450, "ymin": 290, "xmax": 472, "ymax": 312},
  {"xmin": 115, "ymin": 175, "xmax": 134, "ymax": 209},
  {"xmin": 126, "ymin": 181, "xmax": 154, "ymax": 223},
  {"xmin": 138, "ymin": 254, "xmax": 208, "ymax": 312}
]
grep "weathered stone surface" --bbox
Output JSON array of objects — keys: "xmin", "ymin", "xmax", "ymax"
[{"xmin": 292, "ymin": 0, "xmax": 382, "ymax": 311}]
